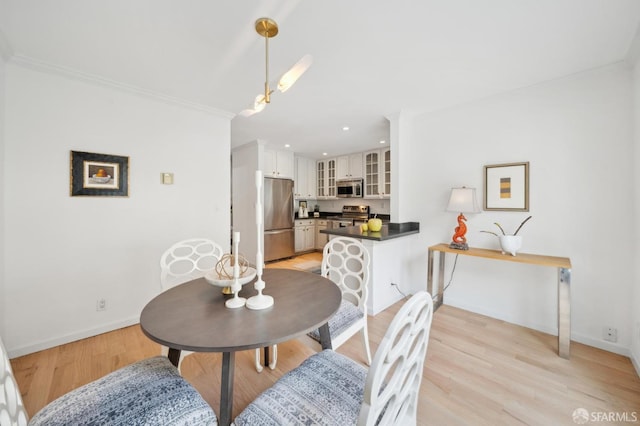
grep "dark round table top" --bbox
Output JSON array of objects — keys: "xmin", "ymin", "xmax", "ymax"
[{"xmin": 140, "ymin": 268, "xmax": 341, "ymax": 352}]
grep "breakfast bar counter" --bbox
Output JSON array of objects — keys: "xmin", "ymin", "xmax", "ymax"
[
  {"xmin": 319, "ymin": 222, "xmax": 419, "ymax": 241},
  {"xmin": 321, "ymin": 222, "xmax": 420, "ymax": 315}
]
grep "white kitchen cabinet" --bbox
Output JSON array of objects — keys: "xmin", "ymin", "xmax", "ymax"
[
  {"xmin": 263, "ymin": 148, "xmax": 294, "ymax": 179},
  {"xmin": 306, "ymin": 160, "xmax": 316, "ymax": 199},
  {"xmin": 315, "ymin": 220, "xmax": 328, "ymax": 250},
  {"xmin": 295, "ymin": 219, "xmax": 316, "ymax": 252},
  {"xmin": 336, "ymin": 153, "xmax": 363, "ymax": 179},
  {"xmin": 316, "ymin": 158, "xmax": 337, "ymax": 199},
  {"xmin": 294, "ymin": 157, "xmax": 316, "ymax": 199},
  {"xmin": 364, "ymin": 148, "xmax": 391, "ymax": 198}
]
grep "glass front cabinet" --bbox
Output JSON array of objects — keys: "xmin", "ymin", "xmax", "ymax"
[
  {"xmin": 316, "ymin": 158, "xmax": 337, "ymax": 198},
  {"xmin": 364, "ymin": 148, "xmax": 391, "ymax": 198}
]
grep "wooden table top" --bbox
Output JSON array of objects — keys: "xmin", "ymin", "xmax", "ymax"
[
  {"xmin": 429, "ymin": 243, "xmax": 571, "ymax": 269},
  {"xmin": 140, "ymin": 268, "xmax": 342, "ymax": 353}
]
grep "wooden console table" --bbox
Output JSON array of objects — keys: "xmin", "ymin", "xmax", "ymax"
[{"xmin": 427, "ymin": 243, "xmax": 572, "ymax": 359}]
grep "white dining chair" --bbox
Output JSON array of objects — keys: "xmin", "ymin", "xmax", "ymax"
[
  {"xmin": 306, "ymin": 236, "xmax": 372, "ymax": 364},
  {"xmin": 234, "ymin": 290, "xmax": 434, "ymax": 426},
  {"xmin": 258, "ymin": 237, "xmax": 371, "ymax": 372},
  {"xmin": 159, "ymin": 237, "xmax": 224, "ymax": 372},
  {"xmin": 254, "ymin": 346, "xmax": 277, "ymax": 373},
  {"xmin": 0, "ymin": 336, "xmax": 218, "ymax": 425}
]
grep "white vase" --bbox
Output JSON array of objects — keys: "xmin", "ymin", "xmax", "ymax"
[{"xmin": 499, "ymin": 235, "xmax": 522, "ymax": 256}]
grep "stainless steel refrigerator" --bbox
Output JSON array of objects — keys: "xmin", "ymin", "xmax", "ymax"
[{"xmin": 264, "ymin": 177, "xmax": 295, "ymax": 262}]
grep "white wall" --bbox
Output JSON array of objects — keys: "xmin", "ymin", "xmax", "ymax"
[
  {"xmin": 0, "ymin": 53, "xmax": 6, "ymax": 340},
  {"xmin": 231, "ymin": 141, "xmax": 262, "ymax": 266},
  {"xmin": 403, "ymin": 63, "xmax": 634, "ymax": 355},
  {"xmin": 4, "ymin": 63, "xmax": 231, "ymax": 356},
  {"xmin": 631, "ymin": 54, "xmax": 640, "ymax": 373}
]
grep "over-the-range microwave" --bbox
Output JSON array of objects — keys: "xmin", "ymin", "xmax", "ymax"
[{"xmin": 336, "ymin": 178, "xmax": 363, "ymax": 198}]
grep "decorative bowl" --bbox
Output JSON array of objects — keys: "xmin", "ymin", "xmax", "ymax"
[
  {"xmin": 204, "ymin": 267, "xmax": 257, "ymax": 288},
  {"xmin": 91, "ymin": 174, "xmax": 111, "ymax": 183}
]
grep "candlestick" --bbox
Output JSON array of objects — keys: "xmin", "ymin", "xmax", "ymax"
[
  {"xmin": 247, "ymin": 170, "xmax": 274, "ymax": 310},
  {"xmin": 225, "ymin": 231, "xmax": 246, "ymax": 308}
]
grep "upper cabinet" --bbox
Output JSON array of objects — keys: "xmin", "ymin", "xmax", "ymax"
[
  {"xmin": 294, "ymin": 157, "xmax": 316, "ymax": 199},
  {"xmin": 263, "ymin": 148, "xmax": 294, "ymax": 179},
  {"xmin": 316, "ymin": 158, "xmax": 336, "ymax": 199},
  {"xmin": 364, "ymin": 148, "xmax": 391, "ymax": 198},
  {"xmin": 336, "ymin": 153, "xmax": 363, "ymax": 179}
]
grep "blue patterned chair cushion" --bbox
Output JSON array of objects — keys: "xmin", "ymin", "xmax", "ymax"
[
  {"xmin": 29, "ymin": 356, "xmax": 217, "ymax": 426},
  {"xmin": 234, "ymin": 350, "xmax": 366, "ymax": 426},
  {"xmin": 307, "ymin": 300, "xmax": 363, "ymax": 343}
]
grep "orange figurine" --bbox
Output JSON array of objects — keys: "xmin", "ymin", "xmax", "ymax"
[{"xmin": 450, "ymin": 213, "xmax": 469, "ymax": 250}]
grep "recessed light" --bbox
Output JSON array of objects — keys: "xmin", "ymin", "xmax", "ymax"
[
  {"xmin": 342, "ymin": 126, "xmax": 349, "ymax": 131},
  {"xmin": 322, "ymin": 152, "xmax": 328, "ymax": 156},
  {"xmin": 379, "ymin": 140, "xmax": 386, "ymax": 144},
  {"xmin": 284, "ymin": 144, "xmax": 291, "ymax": 148}
]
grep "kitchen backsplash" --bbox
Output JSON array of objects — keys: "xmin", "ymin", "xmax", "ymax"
[{"xmin": 314, "ymin": 199, "xmax": 390, "ymax": 216}]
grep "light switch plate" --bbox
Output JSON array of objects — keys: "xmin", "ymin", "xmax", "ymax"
[{"xmin": 161, "ymin": 173, "xmax": 174, "ymax": 185}]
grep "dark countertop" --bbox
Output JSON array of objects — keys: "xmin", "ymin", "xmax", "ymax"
[
  {"xmin": 319, "ymin": 222, "xmax": 420, "ymax": 241},
  {"xmin": 295, "ymin": 212, "xmax": 391, "ymax": 221}
]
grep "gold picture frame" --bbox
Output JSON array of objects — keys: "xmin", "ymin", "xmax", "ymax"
[{"xmin": 483, "ymin": 162, "xmax": 529, "ymax": 211}]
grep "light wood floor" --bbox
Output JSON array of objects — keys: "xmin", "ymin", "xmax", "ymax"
[{"xmin": 11, "ymin": 252, "xmax": 640, "ymax": 425}]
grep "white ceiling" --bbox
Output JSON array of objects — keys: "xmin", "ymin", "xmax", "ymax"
[{"xmin": 1, "ymin": 0, "xmax": 639, "ymax": 159}]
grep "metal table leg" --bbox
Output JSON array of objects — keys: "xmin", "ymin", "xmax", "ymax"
[
  {"xmin": 558, "ymin": 268, "xmax": 571, "ymax": 359},
  {"xmin": 220, "ymin": 351, "xmax": 235, "ymax": 426},
  {"xmin": 437, "ymin": 251, "xmax": 445, "ymax": 309},
  {"xmin": 319, "ymin": 323, "xmax": 333, "ymax": 350},
  {"xmin": 427, "ymin": 249, "xmax": 446, "ymax": 310},
  {"xmin": 427, "ymin": 249, "xmax": 435, "ymax": 304}
]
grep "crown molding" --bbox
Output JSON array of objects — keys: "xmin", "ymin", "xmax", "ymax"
[{"xmin": 9, "ymin": 54, "xmax": 234, "ymax": 118}]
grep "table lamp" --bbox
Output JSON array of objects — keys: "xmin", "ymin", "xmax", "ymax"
[{"xmin": 446, "ymin": 187, "xmax": 480, "ymax": 250}]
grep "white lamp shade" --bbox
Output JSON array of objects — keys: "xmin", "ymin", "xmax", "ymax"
[{"xmin": 446, "ymin": 187, "xmax": 480, "ymax": 213}]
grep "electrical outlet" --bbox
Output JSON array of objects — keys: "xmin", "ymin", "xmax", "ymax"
[
  {"xmin": 96, "ymin": 298, "xmax": 106, "ymax": 311},
  {"xmin": 603, "ymin": 326, "xmax": 617, "ymax": 343}
]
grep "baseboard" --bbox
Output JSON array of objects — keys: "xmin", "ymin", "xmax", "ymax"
[
  {"xmin": 631, "ymin": 348, "xmax": 640, "ymax": 378},
  {"xmin": 444, "ymin": 298, "xmax": 631, "ymax": 357},
  {"xmin": 8, "ymin": 316, "xmax": 140, "ymax": 358},
  {"xmin": 570, "ymin": 332, "xmax": 630, "ymax": 357}
]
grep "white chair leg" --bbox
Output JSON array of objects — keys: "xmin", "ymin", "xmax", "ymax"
[
  {"xmin": 269, "ymin": 345, "xmax": 277, "ymax": 370},
  {"xmin": 361, "ymin": 324, "xmax": 372, "ymax": 366},
  {"xmin": 255, "ymin": 348, "xmax": 264, "ymax": 373},
  {"xmin": 162, "ymin": 346, "xmax": 187, "ymax": 375},
  {"xmin": 177, "ymin": 353, "xmax": 185, "ymax": 374}
]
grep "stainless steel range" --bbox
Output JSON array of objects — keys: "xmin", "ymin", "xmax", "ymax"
[{"xmin": 327, "ymin": 205, "xmax": 370, "ymax": 229}]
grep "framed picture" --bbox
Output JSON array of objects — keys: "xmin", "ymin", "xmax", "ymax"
[
  {"xmin": 70, "ymin": 151, "xmax": 129, "ymax": 197},
  {"xmin": 483, "ymin": 162, "xmax": 529, "ymax": 211}
]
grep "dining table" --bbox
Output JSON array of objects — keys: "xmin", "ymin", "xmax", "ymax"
[{"xmin": 139, "ymin": 268, "xmax": 342, "ymax": 426}]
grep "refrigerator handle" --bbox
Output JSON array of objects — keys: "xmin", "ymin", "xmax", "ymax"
[{"xmin": 265, "ymin": 229, "xmax": 294, "ymax": 235}]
